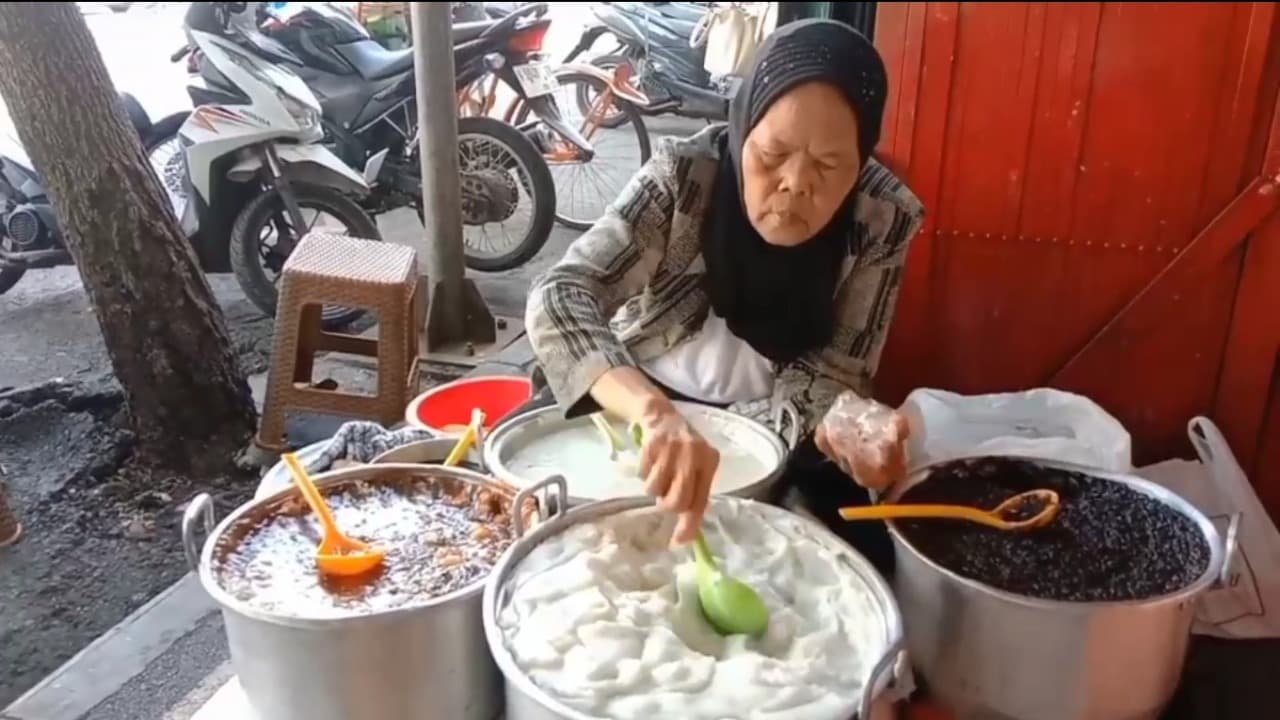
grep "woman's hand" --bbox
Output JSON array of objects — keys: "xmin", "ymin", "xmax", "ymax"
[
  {"xmin": 637, "ymin": 401, "xmax": 720, "ymax": 546},
  {"xmin": 587, "ymin": 367, "xmax": 719, "ymax": 545},
  {"xmin": 815, "ymin": 392, "xmax": 910, "ymax": 492}
]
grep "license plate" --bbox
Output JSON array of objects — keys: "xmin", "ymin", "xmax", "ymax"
[{"xmin": 513, "ymin": 62, "xmax": 559, "ymax": 98}]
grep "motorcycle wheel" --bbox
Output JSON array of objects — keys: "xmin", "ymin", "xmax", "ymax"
[
  {"xmin": 0, "ymin": 252, "xmax": 24, "ymax": 295},
  {"xmin": 450, "ymin": 116, "xmax": 556, "ymax": 273},
  {"xmin": 229, "ymin": 183, "xmax": 382, "ymax": 330}
]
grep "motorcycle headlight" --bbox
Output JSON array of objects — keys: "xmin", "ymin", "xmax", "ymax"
[{"xmin": 278, "ymin": 91, "xmax": 322, "ymax": 138}]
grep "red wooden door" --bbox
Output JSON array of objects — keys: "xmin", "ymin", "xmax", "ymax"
[{"xmin": 873, "ymin": 3, "xmax": 1280, "ymax": 508}]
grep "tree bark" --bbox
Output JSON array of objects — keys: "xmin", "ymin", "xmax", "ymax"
[{"xmin": 0, "ymin": 2, "xmax": 256, "ymax": 470}]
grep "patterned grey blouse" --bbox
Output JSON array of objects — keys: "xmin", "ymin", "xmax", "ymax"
[{"xmin": 525, "ymin": 124, "xmax": 925, "ymax": 440}]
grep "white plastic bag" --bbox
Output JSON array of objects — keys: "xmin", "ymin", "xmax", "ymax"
[
  {"xmin": 900, "ymin": 388, "xmax": 1133, "ymax": 473},
  {"xmin": 696, "ymin": 3, "xmax": 776, "ymax": 78}
]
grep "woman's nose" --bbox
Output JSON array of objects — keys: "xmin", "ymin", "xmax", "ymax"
[{"xmin": 776, "ymin": 156, "xmax": 814, "ymax": 197}]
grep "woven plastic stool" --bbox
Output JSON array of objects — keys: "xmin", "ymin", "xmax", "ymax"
[{"xmin": 256, "ymin": 233, "xmax": 423, "ymax": 451}]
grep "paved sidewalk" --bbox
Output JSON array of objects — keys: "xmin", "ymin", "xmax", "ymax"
[{"xmin": 3, "ymin": 336, "xmax": 535, "ymax": 720}]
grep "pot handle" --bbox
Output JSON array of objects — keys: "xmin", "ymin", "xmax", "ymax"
[
  {"xmin": 181, "ymin": 493, "xmax": 216, "ymax": 572},
  {"xmin": 1218, "ymin": 511, "xmax": 1242, "ymax": 588},
  {"xmin": 771, "ymin": 402, "xmax": 801, "ymax": 450},
  {"xmin": 859, "ymin": 640, "xmax": 908, "ymax": 720},
  {"xmin": 512, "ymin": 474, "xmax": 569, "ymax": 536}
]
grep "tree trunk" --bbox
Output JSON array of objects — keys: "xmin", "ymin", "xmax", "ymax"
[{"xmin": 0, "ymin": 2, "xmax": 256, "ymax": 470}]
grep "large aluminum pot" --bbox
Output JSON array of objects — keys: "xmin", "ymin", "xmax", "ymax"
[
  {"xmin": 482, "ymin": 401, "xmax": 797, "ymax": 506},
  {"xmin": 483, "ymin": 495, "xmax": 908, "ymax": 720},
  {"xmin": 885, "ymin": 456, "xmax": 1239, "ymax": 720},
  {"xmin": 182, "ymin": 463, "xmax": 569, "ymax": 720}
]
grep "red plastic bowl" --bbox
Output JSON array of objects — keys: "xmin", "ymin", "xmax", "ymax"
[{"xmin": 404, "ymin": 375, "xmax": 533, "ymax": 433}]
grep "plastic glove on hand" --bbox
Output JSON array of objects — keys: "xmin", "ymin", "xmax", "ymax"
[{"xmin": 815, "ymin": 392, "xmax": 910, "ymax": 492}]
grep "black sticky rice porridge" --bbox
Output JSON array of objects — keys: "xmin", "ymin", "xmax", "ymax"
[
  {"xmin": 215, "ymin": 475, "xmax": 518, "ymax": 617},
  {"xmin": 895, "ymin": 457, "xmax": 1210, "ymax": 602}
]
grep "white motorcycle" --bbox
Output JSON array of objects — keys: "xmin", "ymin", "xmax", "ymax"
[{"xmin": 151, "ymin": 2, "xmax": 384, "ymax": 328}]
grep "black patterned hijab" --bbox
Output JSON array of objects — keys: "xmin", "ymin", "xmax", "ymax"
[{"xmin": 702, "ymin": 20, "xmax": 888, "ymax": 363}]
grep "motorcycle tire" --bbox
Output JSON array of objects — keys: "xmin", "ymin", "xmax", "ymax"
[
  {"xmin": 453, "ymin": 116, "xmax": 556, "ymax": 273},
  {"xmin": 229, "ymin": 183, "xmax": 382, "ymax": 330},
  {"xmin": 0, "ymin": 265, "xmax": 24, "ymax": 295}
]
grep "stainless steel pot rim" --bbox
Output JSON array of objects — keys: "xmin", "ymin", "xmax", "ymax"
[
  {"xmin": 883, "ymin": 455, "xmax": 1227, "ymax": 611},
  {"xmin": 482, "ymin": 495, "xmax": 905, "ymax": 720},
  {"xmin": 196, "ymin": 463, "xmax": 529, "ymax": 629},
  {"xmin": 481, "ymin": 402, "xmax": 789, "ymax": 504},
  {"xmin": 370, "ymin": 438, "xmax": 487, "ymax": 470}
]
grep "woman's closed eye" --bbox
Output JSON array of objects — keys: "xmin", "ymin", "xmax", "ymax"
[{"xmin": 757, "ymin": 148, "xmax": 787, "ymax": 166}]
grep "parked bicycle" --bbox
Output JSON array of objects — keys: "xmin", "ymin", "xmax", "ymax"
[
  {"xmin": 459, "ymin": 59, "xmax": 653, "ymax": 230},
  {"xmin": 565, "ymin": 2, "xmax": 757, "ymax": 126}
]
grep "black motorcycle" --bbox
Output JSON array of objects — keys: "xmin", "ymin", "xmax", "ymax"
[
  {"xmin": 0, "ymin": 94, "xmax": 189, "ymax": 295},
  {"xmin": 171, "ymin": 3, "xmax": 571, "ymax": 272},
  {"xmin": 564, "ymin": 2, "xmax": 729, "ymax": 125}
]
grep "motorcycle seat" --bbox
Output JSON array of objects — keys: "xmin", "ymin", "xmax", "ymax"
[
  {"xmin": 452, "ymin": 20, "xmax": 495, "ymax": 44},
  {"xmin": 610, "ymin": 3, "xmax": 701, "ymax": 42},
  {"xmin": 335, "ymin": 39, "xmax": 416, "ymax": 81},
  {"xmin": 649, "ymin": 3, "xmax": 707, "ymax": 25}
]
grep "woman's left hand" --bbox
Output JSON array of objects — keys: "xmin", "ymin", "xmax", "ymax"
[{"xmin": 815, "ymin": 392, "xmax": 910, "ymax": 492}]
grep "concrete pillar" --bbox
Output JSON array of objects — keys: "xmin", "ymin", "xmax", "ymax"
[{"xmin": 410, "ymin": 1, "xmax": 494, "ymax": 351}]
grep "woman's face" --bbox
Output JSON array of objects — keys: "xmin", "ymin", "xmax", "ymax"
[{"xmin": 741, "ymin": 81, "xmax": 862, "ymax": 246}]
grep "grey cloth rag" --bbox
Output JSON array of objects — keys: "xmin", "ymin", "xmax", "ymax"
[{"xmin": 304, "ymin": 421, "xmax": 439, "ymax": 474}]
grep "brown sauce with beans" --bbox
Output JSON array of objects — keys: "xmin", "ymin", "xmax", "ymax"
[{"xmin": 214, "ymin": 476, "xmax": 517, "ymax": 618}]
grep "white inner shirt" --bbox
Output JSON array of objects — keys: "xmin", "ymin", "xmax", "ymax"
[{"xmin": 641, "ymin": 310, "xmax": 775, "ymax": 405}]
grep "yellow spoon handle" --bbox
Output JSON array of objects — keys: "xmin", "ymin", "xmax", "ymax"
[
  {"xmin": 589, "ymin": 412, "xmax": 627, "ymax": 453},
  {"xmin": 283, "ymin": 453, "xmax": 340, "ymax": 533},
  {"xmin": 444, "ymin": 409, "xmax": 485, "ymax": 466},
  {"xmin": 838, "ymin": 503, "xmax": 1004, "ymax": 527}
]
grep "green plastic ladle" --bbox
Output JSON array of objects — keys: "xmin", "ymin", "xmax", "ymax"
[
  {"xmin": 691, "ymin": 531, "xmax": 770, "ymax": 636},
  {"xmin": 590, "ymin": 413, "xmax": 771, "ymax": 636}
]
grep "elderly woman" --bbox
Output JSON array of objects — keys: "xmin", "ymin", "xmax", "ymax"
[{"xmin": 523, "ymin": 19, "xmax": 923, "ymax": 571}]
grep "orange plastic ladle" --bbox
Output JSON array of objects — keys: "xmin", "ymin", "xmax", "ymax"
[
  {"xmin": 282, "ymin": 453, "xmax": 387, "ymax": 577},
  {"xmin": 838, "ymin": 489, "xmax": 1062, "ymax": 531}
]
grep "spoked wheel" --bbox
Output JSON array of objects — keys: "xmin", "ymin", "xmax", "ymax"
[
  {"xmin": 450, "ymin": 116, "xmax": 556, "ymax": 272},
  {"xmin": 514, "ymin": 71, "xmax": 652, "ymax": 231},
  {"xmin": 229, "ymin": 184, "xmax": 382, "ymax": 329}
]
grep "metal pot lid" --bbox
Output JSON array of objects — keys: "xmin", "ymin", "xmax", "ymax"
[
  {"xmin": 255, "ymin": 439, "xmax": 330, "ymax": 499},
  {"xmin": 481, "ymin": 401, "xmax": 788, "ymax": 503}
]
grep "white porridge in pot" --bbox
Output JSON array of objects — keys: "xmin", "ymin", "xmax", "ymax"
[
  {"xmin": 486, "ymin": 497, "xmax": 902, "ymax": 720},
  {"xmin": 483, "ymin": 403, "xmax": 788, "ymax": 503}
]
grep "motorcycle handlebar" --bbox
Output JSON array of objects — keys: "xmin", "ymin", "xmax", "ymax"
[{"xmin": 170, "ymin": 45, "xmax": 191, "ymax": 63}]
